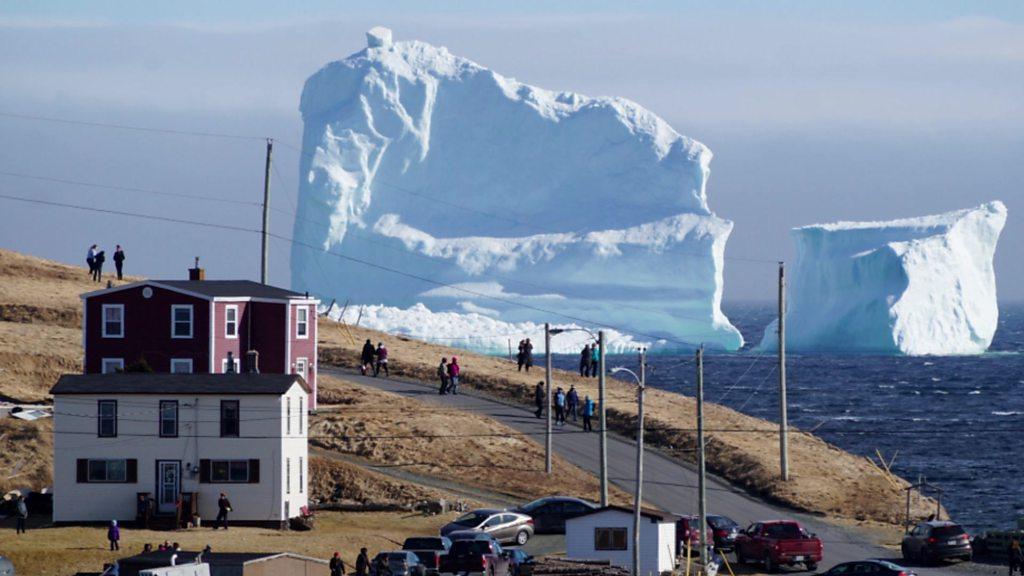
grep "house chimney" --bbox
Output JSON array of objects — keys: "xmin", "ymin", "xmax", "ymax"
[
  {"xmin": 226, "ymin": 351, "xmax": 236, "ymax": 374},
  {"xmin": 189, "ymin": 256, "xmax": 205, "ymax": 281},
  {"xmin": 246, "ymin": 350, "xmax": 260, "ymax": 374}
]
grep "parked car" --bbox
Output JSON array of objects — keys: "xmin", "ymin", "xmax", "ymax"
[
  {"xmin": 447, "ymin": 530, "xmax": 498, "ymax": 542},
  {"xmin": 512, "ymin": 496, "xmax": 597, "ymax": 534},
  {"xmin": 503, "ymin": 549, "xmax": 536, "ymax": 576},
  {"xmin": 707, "ymin": 515, "xmax": 740, "ymax": 551},
  {"xmin": 817, "ymin": 560, "xmax": 917, "ymax": 576},
  {"xmin": 734, "ymin": 520, "xmax": 823, "ymax": 572},
  {"xmin": 371, "ymin": 551, "xmax": 428, "ymax": 576},
  {"xmin": 439, "ymin": 539, "xmax": 511, "ymax": 576},
  {"xmin": 441, "ymin": 509, "xmax": 535, "ymax": 545},
  {"xmin": 901, "ymin": 521, "xmax": 972, "ymax": 564},
  {"xmin": 675, "ymin": 515, "xmax": 715, "ymax": 556},
  {"xmin": 403, "ymin": 536, "xmax": 453, "ymax": 574}
]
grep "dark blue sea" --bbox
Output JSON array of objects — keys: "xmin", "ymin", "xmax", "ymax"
[{"xmin": 555, "ymin": 303, "xmax": 1024, "ymax": 534}]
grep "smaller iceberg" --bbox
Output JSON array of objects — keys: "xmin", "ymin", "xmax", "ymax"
[{"xmin": 759, "ymin": 201, "xmax": 1007, "ymax": 355}]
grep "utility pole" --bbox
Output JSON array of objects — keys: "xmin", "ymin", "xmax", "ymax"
[
  {"xmin": 696, "ymin": 345, "xmax": 708, "ymax": 573},
  {"xmin": 260, "ymin": 138, "xmax": 273, "ymax": 285},
  {"xmin": 632, "ymin": 347, "xmax": 646, "ymax": 576},
  {"xmin": 598, "ymin": 330, "xmax": 608, "ymax": 507},
  {"xmin": 778, "ymin": 261, "xmax": 789, "ymax": 481},
  {"xmin": 545, "ymin": 323, "xmax": 553, "ymax": 475}
]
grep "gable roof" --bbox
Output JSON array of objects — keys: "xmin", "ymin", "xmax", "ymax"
[
  {"xmin": 567, "ymin": 505, "xmax": 680, "ymax": 523},
  {"xmin": 50, "ymin": 373, "xmax": 310, "ymax": 395},
  {"xmin": 81, "ymin": 279, "xmax": 315, "ymax": 302}
]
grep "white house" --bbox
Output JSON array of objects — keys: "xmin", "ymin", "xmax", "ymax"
[
  {"xmin": 51, "ymin": 373, "xmax": 309, "ymax": 528},
  {"xmin": 565, "ymin": 505, "xmax": 678, "ymax": 576}
]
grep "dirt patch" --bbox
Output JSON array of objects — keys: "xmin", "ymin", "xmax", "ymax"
[
  {"xmin": 0, "ymin": 417, "xmax": 53, "ymax": 494},
  {"xmin": 309, "ymin": 455, "xmax": 458, "ymax": 507}
]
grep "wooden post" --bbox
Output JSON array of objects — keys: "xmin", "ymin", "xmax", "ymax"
[{"xmin": 260, "ymin": 139, "xmax": 273, "ymax": 284}]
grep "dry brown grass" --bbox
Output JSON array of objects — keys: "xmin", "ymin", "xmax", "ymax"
[{"xmin": 0, "ymin": 417, "xmax": 53, "ymax": 494}]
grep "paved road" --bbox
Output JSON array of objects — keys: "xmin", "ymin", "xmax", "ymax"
[{"xmin": 326, "ymin": 368, "xmax": 996, "ymax": 576}]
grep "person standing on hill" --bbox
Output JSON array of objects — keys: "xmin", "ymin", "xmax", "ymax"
[
  {"xmin": 582, "ymin": 395, "xmax": 595, "ymax": 431},
  {"xmin": 517, "ymin": 340, "xmax": 526, "ymax": 372},
  {"xmin": 523, "ymin": 339, "xmax": 534, "ymax": 372},
  {"xmin": 113, "ymin": 245, "xmax": 126, "ymax": 280},
  {"xmin": 566, "ymin": 385, "xmax": 579, "ymax": 422},
  {"xmin": 107, "ymin": 520, "xmax": 121, "ymax": 551},
  {"xmin": 579, "ymin": 344, "xmax": 591, "ymax": 377},
  {"xmin": 92, "ymin": 249, "xmax": 106, "ymax": 282},
  {"xmin": 447, "ymin": 356, "xmax": 461, "ymax": 394},
  {"xmin": 590, "ymin": 343, "xmax": 601, "ymax": 378},
  {"xmin": 86, "ymin": 244, "xmax": 98, "ymax": 278},
  {"xmin": 374, "ymin": 342, "xmax": 389, "ymax": 377},
  {"xmin": 14, "ymin": 494, "xmax": 27, "ymax": 534},
  {"xmin": 438, "ymin": 357, "xmax": 450, "ymax": 394},
  {"xmin": 356, "ymin": 547, "xmax": 370, "ymax": 576},
  {"xmin": 534, "ymin": 381, "xmax": 545, "ymax": 418},
  {"xmin": 360, "ymin": 339, "xmax": 375, "ymax": 375},
  {"xmin": 330, "ymin": 551, "xmax": 346, "ymax": 576}
]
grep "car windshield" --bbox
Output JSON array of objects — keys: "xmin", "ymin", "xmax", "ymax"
[
  {"xmin": 404, "ymin": 538, "xmax": 443, "ymax": 550},
  {"xmin": 765, "ymin": 523, "xmax": 802, "ymax": 538},
  {"xmin": 931, "ymin": 525, "xmax": 966, "ymax": 538},
  {"xmin": 454, "ymin": 512, "xmax": 489, "ymax": 526},
  {"xmin": 708, "ymin": 517, "xmax": 737, "ymax": 529}
]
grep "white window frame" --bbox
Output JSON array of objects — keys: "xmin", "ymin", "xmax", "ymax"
[
  {"xmin": 295, "ymin": 306, "xmax": 309, "ymax": 339},
  {"xmin": 170, "ymin": 358, "xmax": 193, "ymax": 374},
  {"xmin": 221, "ymin": 357, "xmax": 241, "ymax": 374},
  {"xmin": 224, "ymin": 305, "xmax": 239, "ymax": 339},
  {"xmin": 101, "ymin": 304, "xmax": 124, "ymax": 338},
  {"xmin": 295, "ymin": 357, "xmax": 308, "ymax": 381},
  {"xmin": 171, "ymin": 305, "xmax": 194, "ymax": 339},
  {"xmin": 101, "ymin": 358, "xmax": 124, "ymax": 374}
]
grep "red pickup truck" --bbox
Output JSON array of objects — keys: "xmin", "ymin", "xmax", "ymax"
[
  {"xmin": 734, "ymin": 520, "xmax": 823, "ymax": 573},
  {"xmin": 438, "ymin": 539, "xmax": 511, "ymax": 576}
]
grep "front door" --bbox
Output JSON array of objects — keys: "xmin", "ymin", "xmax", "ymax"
[{"xmin": 156, "ymin": 461, "xmax": 180, "ymax": 515}]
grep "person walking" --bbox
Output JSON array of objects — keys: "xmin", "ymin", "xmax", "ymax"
[
  {"xmin": 14, "ymin": 494, "xmax": 27, "ymax": 534},
  {"xmin": 579, "ymin": 344, "xmax": 591, "ymax": 377},
  {"xmin": 590, "ymin": 343, "xmax": 600, "ymax": 378},
  {"xmin": 1010, "ymin": 535, "xmax": 1022, "ymax": 576},
  {"xmin": 356, "ymin": 547, "xmax": 370, "ymax": 576},
  {"xmin": 136, "ymin": 493, "xmax": 151, "ymax": 529},
  {"xmin": 93, "ymin": 249, "xmax": 106, "ymax": 282},
  {"xmin": 517, "ymin": 340, "xmax": 526, "ymax": 372},
  {"xmin": 582, "ymin": 395, "xmax": 595, "ymax": 431},
  {"xmin": 438, "ymin": 357, "xmax": 450, "ymax": 394},
  {"xmin": 447, "ymin": 356, "xmax": 461, "ymax": 394},
  {"xmin": 86, "ymin": 244, "xmax": 98, "ymax": 279},
  {"xmin": 374, "ymin": 342, "xmax": 389, "ymax": 377},
  {"xmin": 330, "ymin": 551, "xmax": 346, "ymax": 576},
  {"xmin": 554, "ymin": 387, "xmax": 566, "ymax": 425},
  {"xmin": 523, "ymin": 339, "xmax": 534, "ymax": 372},
  {"xmin": 360, "ymin": 339, "xmax": 376, "ymax": 376},
  {"xmin": 566, "ymin": 385, "xmax": 579, "ymax": 422},
  {"xmin": 215, "ymin": 492, "xmax": 231, "ymax": 530},
  {"xmin": 534, "ymin": 381, "xmax": 545, "ymax": 418},
  {"xmin": 107, "ymin": 520, "xmax": 121, "ymax": 551},
  {"xmin": 113, "ymin": 245, "xmax": 126, "ymax": 280}
]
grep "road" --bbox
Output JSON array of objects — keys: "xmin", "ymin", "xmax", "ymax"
[{"xmin": 325, "ymin": 368, "xmax": 997, "ymax": 576}]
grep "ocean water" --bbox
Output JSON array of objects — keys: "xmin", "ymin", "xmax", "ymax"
[{"xmin": 555, "ymin": 303, "xmax": 1024, "ymax": 534}]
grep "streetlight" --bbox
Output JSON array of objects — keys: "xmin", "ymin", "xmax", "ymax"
[{"xmin": 610, "ymin": 347, "xmax": 647, "ymax": 576}]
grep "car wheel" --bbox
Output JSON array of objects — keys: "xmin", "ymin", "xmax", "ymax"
[
  {"xmin": 764, "ymin": 553, "xmax": 777, "ymax": 574},
  {"xmin": 734, "ymin": 549, "xmax": 747, "ymax": 565},
  {"xmin": 516, "ymin": 530, "xmax": 530, "ymax": 546},
  {"xmin": 806, "ymin": 561, "xmax": 818, "ymax": 572}
]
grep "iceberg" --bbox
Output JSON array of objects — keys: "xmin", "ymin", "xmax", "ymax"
[
  {"xmin": 759, "ymin": 201, "xmax": 1007, "ymax": 355},
  {"xmin": 291, "ymin": 27, "xmax": 743, "ymax": 352}
]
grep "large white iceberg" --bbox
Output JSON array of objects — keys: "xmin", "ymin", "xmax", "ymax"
[
  {"xmin": 759, "ymin": 201, "xmax": 1007, "ymax": 355},
  {"xmin": 291, "ymin": 27, "xmax": 743, "ymax": 351}
]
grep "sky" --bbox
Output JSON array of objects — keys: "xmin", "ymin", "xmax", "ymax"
[{"xmin": 0, "ymin": 1, "xmax": 1021, "ymax": 303}]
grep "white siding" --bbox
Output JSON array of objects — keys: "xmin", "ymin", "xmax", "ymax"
[
  {"xmin": 565, "ymin": 510, "xmax": 676, "ymax": 576},
  {"xmin": 53, "ymin": 383, "xmax": 308, "ymax": 524}
]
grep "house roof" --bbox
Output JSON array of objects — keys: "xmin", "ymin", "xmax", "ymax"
[
  {"xmin": 116, "ymin": 551, "xmax": 326, "ymax": 574},
  {"xmin": 568, "ymin": 505, "xmax": 680, "ymax": 523},
  {"xmin": 81, "ymin": 279, "xmax": 317, "ymax": 302},
  {"xmin": 50, "ymin": 373, "xmax": 310, "ymax": 395}
]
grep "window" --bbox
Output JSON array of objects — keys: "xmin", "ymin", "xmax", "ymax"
[
  {"xmin": 286, "ymin": 457, "xmax": 292, "ymax": 494},
  {"xmin": 98, "ymin": 400, "xmax": 117, "ymax": 437},
  {"xmin": 299, "ymin": 456, "xmax": 304, "ymax": 493},
  {"xmin": 300, "ymin": 400, "xmax": 306, "ymax": 435},
  {"xmin": 170, "ymin": 358, "xmax": 193, "ymax": 374},
  {"xmin": 285, "ymin": 501, "xmax": 290, "ymax": 519},
  {"xmin": 171, "ymin": 305, "xmax": 193, "ymax": 338},
  {"xmin": 101, "ymin": 304, "xmax": 124, "ymax": 338},
  {"xmin": 296, "ymin": 307, "xmax": 309, "ymax": 339},
  {"xmin": 595, "ymin": 527, "xmax": 628, "ymax": 551},
  {"xmin": 286, "ymin": 397, "xmax": 292, "ymax": 435},
  {"xmin": 77, "ymin": 458, "xmax": 136, "ymax": 483},
  {"xmin": 221, "ymin": 357, "xmax": 241, "ymax": 374},
  {"xmin": 159, "ymin": 400, "xmax": 178, "ymax": 437},
  {"xmin": 101, "ymin": 358, "xmax": 124, "ymax": 374},
  {"xmin": 212, "ymin": 460, "xmax": 250, "ymax": 483},
  {"xmin": 225, "ymin": 305, "xmax": 238, "ymax": 338},
  {"xmin": 220, "ymin": 400, "xmax": 240, "ymax": 437}
]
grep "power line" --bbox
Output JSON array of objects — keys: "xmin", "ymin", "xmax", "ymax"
[{"xmin": 0, "ymin": 110, "xmax": 267, "ymax": 141}]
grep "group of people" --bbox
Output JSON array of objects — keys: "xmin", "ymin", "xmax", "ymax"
[
  {"xmin": 533, "ymin": 382, "xmax": 596, "ymax": 431},
  {"xmin": 86, "ymin": 244, "xmax": 126, "ymax": 282},
  {"xmin": 437, "ymin": 356, "xmax": 461, "ymax": 394},
  {"xmin": 578, "ymin": 343, "xmax": 602, "ymax": 377},
  {"xmin": 329, "ymin": 546, "xmax": 371, "ymax": 576},
  {"xmin": 516, "ymin": 339, "xmax": 534, "ymax": 372},
  {"xmin": 360, "ymin": 339, "xmax": 390, "ymax": 377}
]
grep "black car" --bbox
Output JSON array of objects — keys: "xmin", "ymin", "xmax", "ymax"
[
  {"xmin": 513, "ymin": 496, "xmax": 597, "ymax": 534},
  {"xmin": 503, "ymin": 549, "xmax": 536, "ymax": 576},
  {"xmin": 403, "ymin": 536, "xmax": 452, "ymax": 574},
  {"xmin": 818, "ymin": 560, "xmax": 917, "ymax": 576},
  {"xmin": 707, "ymin": 515, "xmax": 740, "ymax": 551},
  {"xmin": 901, "ymin": 521, "xmax": 972, "ymax": 563}
]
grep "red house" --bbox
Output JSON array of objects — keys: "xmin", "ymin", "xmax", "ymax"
[{"xmin": 81, "ymin": 274, "xmax": 320, "ymax": 409}]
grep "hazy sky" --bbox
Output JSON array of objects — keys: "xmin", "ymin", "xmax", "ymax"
[{"xmin": 0, "ymin": 1, "xmax": 1021, "ymax": 302}]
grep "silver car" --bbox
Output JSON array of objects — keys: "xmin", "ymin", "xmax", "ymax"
[{"xmin": 440, "ymin": 509, "xmax": 534, "ymax": 545}]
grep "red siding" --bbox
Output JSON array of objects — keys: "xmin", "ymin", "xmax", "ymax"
[
  {"xmin": 249, "ymin": 301, "xmax": 287, "ymax": 374},
  {"xmin": 212, "ymin": 301, "xmax": 251, "ymax": 373},
  {"xmin": 84, "ymin": 285, "xmax": 210, "ymax": 373},
  {"xmin": 289, "ymin": 303, "xmax": 318, "ymax": 409}
]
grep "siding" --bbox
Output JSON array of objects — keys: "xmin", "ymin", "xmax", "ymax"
[{"xmin": 288, "ymin": 303, "xmax": 318, "ymax": 410}]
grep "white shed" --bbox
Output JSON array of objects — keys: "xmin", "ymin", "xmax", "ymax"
[{"xmin": 565, "ymin": 505, "xmax": 678, "ymax": 576}]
